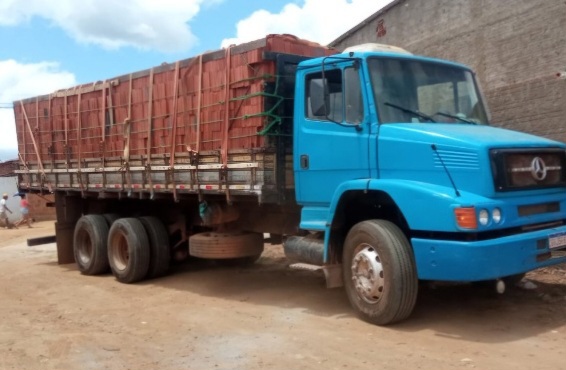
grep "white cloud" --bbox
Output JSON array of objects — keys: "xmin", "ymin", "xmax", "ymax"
[
  {"xmin": 221, "ymin": 0, "xmax": 394, "ymax": 48},
  {"xmin": 0, "ymin": 60, "xmax": 76, "ymax": 152},
  {"xmin": 0, "ymin": 0, "xmax": 213, "ymax": 52}
]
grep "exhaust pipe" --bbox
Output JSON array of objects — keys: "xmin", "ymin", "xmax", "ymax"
[
  {"xmin": 495, "ymin": 279, "xmax": 506, "ymax": 294},
  {"xmin": 283, "ymin": 235, "xmax": 324, "ymax": 265}
]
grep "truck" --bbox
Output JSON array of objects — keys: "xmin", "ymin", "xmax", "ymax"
[{"xmin": 13, "ymin": 34, "xmax": 566, "ymax": 325}]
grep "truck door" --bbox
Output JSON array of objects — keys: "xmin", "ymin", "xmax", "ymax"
[{"xmin": 294, "ymin": 63, "xmax": 371, "ymax": 207}]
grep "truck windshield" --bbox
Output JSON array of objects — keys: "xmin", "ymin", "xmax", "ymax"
[{"xmin": 368, "ymin": 58, "xmax": 489, "ymax": 125}]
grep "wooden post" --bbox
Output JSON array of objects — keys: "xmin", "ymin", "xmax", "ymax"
[
  {"xmin": 77, "ymin": 92, "xmax": 85, "ymax": 197},
  {"xmin": 221, "ymin": 46, "xmax": 232, "ymax": 167},
  {"xmin": 195, "ymin": 54, "xmax": 203, "ymax": 153},
  {"xmin": 64, "ymin": 94, "xmax": 69, "ymax": 168},
  {"xmin": 169, "ymin": 61, "xmax": 181, "ymax": 202},
  {"xmin": 100, "ymin": 82, "xmax": 107, "ymax": 190},
  {"xmin": 221, "ymin": 46, "xmax": 233, "ymax": 204},
  {"xmin": 146, "ymin": 68, "xmax": 155, "ymax": 197},
  {"xmin": 193, "ymin": 55, "xmax": 204, "ymax": 201},
  {"xmin": 123, "ymin": 74, "xmax": 133, "ymax": 195}
]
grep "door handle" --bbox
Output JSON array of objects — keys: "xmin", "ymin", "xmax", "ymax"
[{"xmin": 300, "ymin": 155, "xmax": 309, "ymax": 169}]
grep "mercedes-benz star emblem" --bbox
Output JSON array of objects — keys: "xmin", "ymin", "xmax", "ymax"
[{"xmin": 530, "ymin": 157, "xmax": 547, "ymax": 181}]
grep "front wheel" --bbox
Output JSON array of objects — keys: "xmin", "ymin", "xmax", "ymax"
[{"xmin": 343, "ymin": 220, "xmax": 418, "ymax": 325}]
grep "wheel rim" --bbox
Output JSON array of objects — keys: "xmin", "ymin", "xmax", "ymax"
[
  {"xmin": 351, "ymin": 243, "xmax": 384, "ymax": 304},
  {"xmin": 110, "ymin": 233, "xmax": 129, "ymax": 271},
  {"xmin": 77, "ymin": 229, "xmax": 93, "ymax": 265}
]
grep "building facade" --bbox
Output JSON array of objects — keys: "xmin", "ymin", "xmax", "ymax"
[
  {"xmin": 0, "ymin": 161, "xmax": 55, "ymax": 222},
  {"xmin": 330, "ymin": 0, "xmax": 566, "ymax": 141}
]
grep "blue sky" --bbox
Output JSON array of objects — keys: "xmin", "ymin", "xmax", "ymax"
[{"xmin": 0, "ymin": 0, "xmax": 392, "ymax": 154}]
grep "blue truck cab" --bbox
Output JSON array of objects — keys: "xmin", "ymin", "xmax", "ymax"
[{"xmin": 292, "ymin": 44, "xmax": 566, "ymax": 324}]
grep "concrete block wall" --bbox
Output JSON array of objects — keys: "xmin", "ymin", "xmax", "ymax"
[
  {"xmin": 0, "ymin": 177, "xmax": 55, "ymax": 222},
  {"xmin": 331, "ymin": 0, "xmax": 566, "ymax": 141},
  {"xmin": 28, "ymin": 194, "xmax": 56, "ymax": 221}
]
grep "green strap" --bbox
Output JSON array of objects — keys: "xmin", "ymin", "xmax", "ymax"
[{"xmin": 229, "ymin": 73, "xmax": 290, "ymax": 136}]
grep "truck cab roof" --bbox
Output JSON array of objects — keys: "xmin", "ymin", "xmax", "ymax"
[{"xmin": 298, "ymin": 44, "xmax": 473, "ymax": 72}]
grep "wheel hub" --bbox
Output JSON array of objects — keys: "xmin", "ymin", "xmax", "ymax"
[{"xmin": 351, "ymin": 243, "xmax": 384, "ymax": 304}]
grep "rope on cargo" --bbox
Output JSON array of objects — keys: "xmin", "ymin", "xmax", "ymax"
[
  {"xmin": 17, "ymin": 153, "xmax": 32, "ymax": 189},
  {"xmin": 18, "ymin": 101, "xmax": 53, "ymax": 193},
  {"xmin": 229, "ymin": 73, "xmax": 275, "ymax": 85}
]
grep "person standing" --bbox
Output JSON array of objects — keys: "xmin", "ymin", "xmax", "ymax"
[
  {"xmin": 15, "ymin": 193, "xmax": 32, "ymax": 228},
  {"xmin": 0, "ymin": 193, "xmax": 13, "ymax": 229}
]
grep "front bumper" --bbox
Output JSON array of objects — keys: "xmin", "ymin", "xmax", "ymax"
[{"xmin": 412, "ymin": 225, "xmax": 566, "ymax": 281}]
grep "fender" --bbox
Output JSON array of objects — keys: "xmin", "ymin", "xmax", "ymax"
[{"xmin": 322, "ymin": 179, "xmax": 494, "ymax": 261}]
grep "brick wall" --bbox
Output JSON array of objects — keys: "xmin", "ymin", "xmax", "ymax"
[
  {"xmin": 28, "ymin": 193, "xmax": 56, "ymax": 221},
  {"xmin": 331, "ymin": 0, "xmax": 566, "ymax": 141}
]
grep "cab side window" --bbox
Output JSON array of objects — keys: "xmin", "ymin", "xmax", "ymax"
[
  {"xmin": 305, "ymin": 67, "xmax": 363, "ymax": 124},
  {"xmin": 344, "ymin": 68, "xmax": 363, "ymax": 123}
]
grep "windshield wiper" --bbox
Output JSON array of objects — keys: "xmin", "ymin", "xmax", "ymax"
[
  {"xmin": 434, "ymin": 111, "xmax": 477, "ymax": 125},
  {"xmin": 384, "ymin": 102, "xmax": 436, "ymax": 123}
]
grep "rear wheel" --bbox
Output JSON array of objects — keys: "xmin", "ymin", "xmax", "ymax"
[
  {"xmin": 189, "ymin": 231, "xmax": 264, "ymax": 260},
  {"xmin": 107, "ymin": 218, "xmax": 150, "ymax": 284},
  {"xmin": 343, "ymin": 220, "xmax": 418, "ymax": 325},
  {"xmin": 73, "ymin": 215, "xmax": 110, "ymax": 275},
  {"xmin": 102, "ymin": 213, "xmax": 120, "ymax": 227},
  {"xmin": 139, "ymin": 216, "xmax": 171, "ymax": 279}
]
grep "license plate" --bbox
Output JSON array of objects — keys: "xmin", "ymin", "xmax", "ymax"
[{"xmin": 548, "ymin": 232, "xmax": 566, "ymax": 250}]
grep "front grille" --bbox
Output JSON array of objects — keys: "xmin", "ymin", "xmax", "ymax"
[
  {"xmin": 491, "ymin": 148, "xmax": 566, "ymax": 192},
  {"xmin": 518, "ymin": 202, "xmax": 560, "ymax": 217}
]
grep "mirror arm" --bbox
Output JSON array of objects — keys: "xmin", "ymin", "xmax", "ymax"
[{"xmin": 320, "ymin": 56, "xmax": 364, "ymax": 132}]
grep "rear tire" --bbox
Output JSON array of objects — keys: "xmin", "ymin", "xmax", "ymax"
[
  {"xmin": 107, "ymin": 218, "xmax": 150, "ymax": 284},
  {"xmin": 102, "ymin": 213, "xmax": 120, "ymax": 227},
  {"xmin": 73, "ymin": 215, "xmax": 110, "ymax": 275},
  {"xmin": 343, "ymin": 220, "xmax": 418, "ymax": 325},
  {"xmin": 139, "ymin": 216, "xmax": 171, "ymax": 279}
]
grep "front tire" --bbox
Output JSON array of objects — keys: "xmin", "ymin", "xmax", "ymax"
[
  {"xmin": 107, "ymin": 218, "xmax": 150, "ymax": 284},
  {"xmin": 343, "ymin": 220, "xmax": 418, "ymax": 325}
]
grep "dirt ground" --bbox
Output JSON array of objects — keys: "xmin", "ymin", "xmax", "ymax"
[{"xmin": 0, "ymin": 221, "xmax": 565, "ymax": 370}]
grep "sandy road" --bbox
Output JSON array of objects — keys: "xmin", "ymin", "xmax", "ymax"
[{"xmin": 0, "ymin": 221, "xmax": 565, "ymax": 370}]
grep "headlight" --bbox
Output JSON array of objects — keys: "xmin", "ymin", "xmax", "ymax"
[
  {"xmin": 492, "ymin": 208, "xmax": 502, "ymax": 223},
  {"xmin": 479, "ymin": 209, "xmax": 489, "ymax": 225}
]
